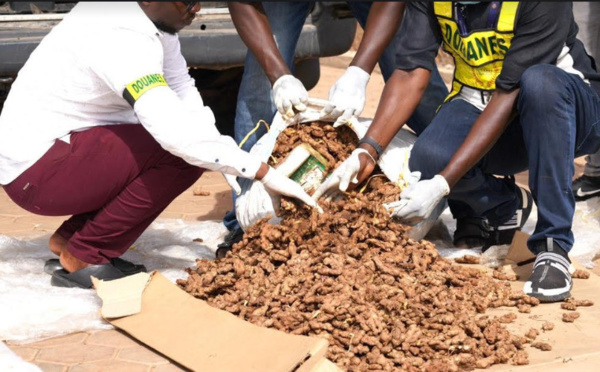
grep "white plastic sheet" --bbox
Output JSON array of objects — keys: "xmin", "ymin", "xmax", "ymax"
[
  {"xmin": 428, "ymin": 200, "xmax": 600, "ymax": 268},
  {"xmin": 0, "ymin": 219, "xmax": 227, "ymax": 343},
  {"xmin": 0, "ymin": 343, "xmax": 41, "ymax": 372}
]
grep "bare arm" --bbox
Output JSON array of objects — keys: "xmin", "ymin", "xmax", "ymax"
[
  {"xmin": 351, "ymin": 2, "xmax": 406, "ymax": 74},
  {"xmin": 440, "ymin": 89, "xmax": 520, "ymax": 187},
  {"xmin": 359, "ymin": 68, "xmax": 431, "ymax": 158},
  {"xmin": 228, "ymin": 2, "xmax": 289, "ymax": 84}
]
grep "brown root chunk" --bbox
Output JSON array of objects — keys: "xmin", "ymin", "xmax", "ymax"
[{"xmin": 562, "ymin": 312, "xmax": 581, "ymax": 323}]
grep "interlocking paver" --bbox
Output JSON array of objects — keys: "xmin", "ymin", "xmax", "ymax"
[
  {"xmin": 19, "ymin": 333, "xmax": 88, "ymax": 349},
  {"xmin": 36, "ymin": 343, "xmax": 116, "ymax": 364},
  {"xmin": 118, "ymin": 344, "xmax": 170, "ymax": 365},
  {"xmin": 36, "ymin": 362, "xmax": 68, "ymax": 372},
  {"xmin": 69, "ymin": 360, "xmax": 151, "ymax": 372},
  {"xmin": 151, "ymin": 363, "xmax": 187, "ymax": 372},
  {"xmin": 86, "ymin": 330, "xmax": 141, "ymax": 349},
  {"xmin": 7, "ymin": 345, "xmax": 38, "ymax": 362}
]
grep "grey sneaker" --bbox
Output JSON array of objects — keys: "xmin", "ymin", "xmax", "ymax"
[{"xmin": 524, "ymin": 241, "xmax": 572, "ymax": 303}]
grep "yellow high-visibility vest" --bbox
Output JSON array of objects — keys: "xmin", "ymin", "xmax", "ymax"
[{"xmin": 434, "ymin": 2, "xmax": 520, "ymax": 102}]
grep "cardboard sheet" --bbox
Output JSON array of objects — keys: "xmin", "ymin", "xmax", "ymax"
[
  {"xmin": 92, "ymin": 272, "xmax": 151, "ymax": 318},
  {"xmin": 95, "ymin": 272, "xmax": 341, "ymax": 372}
]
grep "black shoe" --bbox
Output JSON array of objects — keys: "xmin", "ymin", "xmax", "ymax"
[
  {"xmin": 215, "ymin": 227, "xmax": 244, "ymax": 259},
  {"xmin": 573, "ymin": 175, "xmax": 600, "ymax": 201},
  {"xmin": 524, "ymin": 242, "xmax": 572, "ymax": 302},
  {"xmin": 453, "ymin": 217, "xmax": 491, "ymax": 248},
  {"xmin": 483, "ymin": 186, "xmax": 533, "ymax": 251},
  {"xmin": 44, "ymin": 257, "xmax": 147, "ymax": 275}
]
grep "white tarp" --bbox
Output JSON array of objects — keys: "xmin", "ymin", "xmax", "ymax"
[
  {"xmin": 0, "ymin": 343, "xmax": 41, "ymax": 372},
  {"xmin": 0, "ymin": 219, "xmax": 227, "ymax": 343}
]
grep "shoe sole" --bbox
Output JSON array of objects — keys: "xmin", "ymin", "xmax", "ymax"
[
  {"xmin": 44, "ymin": 258, "xmax": 147, "ymax": 276},
  {"xmin": 527, "ymin": 290, "xmax": 572, "ymax": 303},
  {"xmin": 50, "ymin": 271, "xmax": 87, "ymax": 288}
]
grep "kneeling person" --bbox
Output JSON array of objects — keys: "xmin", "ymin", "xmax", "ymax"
[
  {"xmin": 314, "ymin": 2, "xmax": 600, "ymax": 302},
  {"xmin": 0, "ymin": 1, "xmax": 318, "ymax": 288}
]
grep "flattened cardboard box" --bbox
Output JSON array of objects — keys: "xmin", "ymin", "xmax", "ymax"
[{"xmin": 93, "ymin": 272, "xmax": 341, "ymax": 372}]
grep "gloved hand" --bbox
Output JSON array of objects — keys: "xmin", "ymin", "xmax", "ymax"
[
  {"xmin": 312, "ymin": 148, "xmax": 375, "ymax": 200},
  {"xmin": 383, "ymin": 174, "xmax": 450, "ymax": 224},
  {"xmin": 272, "ymin": 74, "xmax": 308, "ymax": 119},
  {"xmin": 322, "ymin": 66, "xmax": 370, "ymax": 128},
  {"xmin": 260, "ymin": 167, "xmax": 323, "ymax": 213},
  {"xmin": 224, "ymin": 174, "xmax": 242, "ymax": 196}
]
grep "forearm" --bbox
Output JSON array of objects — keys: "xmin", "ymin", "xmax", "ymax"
[
  {"xmin": 228, "ymin": 2, "xmax": 290, "ymax": 84},
  {"xmin": 254, "ymin": 162, "xmax": 269, "ymax": 180},
  {"xmin": 440, "ymin": 89, "xmax": 520, "ymax": 187},
  {"xmin": 135, "ymin": 87, "xmax": 263, "ymax": 179},
  {"xmin": 351, "ymin": 2, "xmax": 406, "ymax": 74},
  {"xmin": 360, "ymin": 68, "xmax": 430, "ymax": 157}
]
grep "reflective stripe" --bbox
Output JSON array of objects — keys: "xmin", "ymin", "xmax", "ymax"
[
  {"xmin": 123, "ymin": 73, "xmax": 168, "ymax": 107},
  {"xmin": 497, "ymin": 2, "xmax": 519, "ymax": 32},
  {"xmin": 534, "ymin": 252, "xmax": 571, "ymax": 271},
  {"xmin": 433, "ymin": 2, "xmax": 452, "ymax": 18}
]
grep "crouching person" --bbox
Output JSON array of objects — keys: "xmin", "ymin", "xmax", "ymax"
[
  {"xmin": 0, "ymin": 1, "xmax": 318, "ymax": 288},
  {"xmin": 314, "ymin": 2, "xmax": 600, "ymax": 302}
]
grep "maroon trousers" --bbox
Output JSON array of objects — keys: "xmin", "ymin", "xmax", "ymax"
[{"xmin": 4, "ymin": 125, "xmax": 203, "ymax": 264}]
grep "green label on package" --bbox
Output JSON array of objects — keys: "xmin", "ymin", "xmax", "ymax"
[{"xmin": 290, "ymin": 155, "xmax": 327, "ymax": 195}]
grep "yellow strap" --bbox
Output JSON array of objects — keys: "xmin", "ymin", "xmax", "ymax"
[
  {"xmin": 434, "ymin": 2, "xmax": 452, "ymax": 18},
  {"xmin": 358, "ymin": 174, "xmax": 388, "ymax": 194},
  {"xmin": 238, "ymin": 120, "xmax": 270, "ymax": 149},
  {"xmin": 497, "ymin": 2, "xmax": 519, "ymax": 32},
  {"xmin": 445, "ymin": 80, "xmax": 463, "ymax": 103},
  {"xmin": 396, "ymin": 150, "xmax": 412, "ymax": 191}
]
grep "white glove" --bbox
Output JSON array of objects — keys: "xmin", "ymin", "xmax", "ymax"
[
  {"xmin": 224, "ymin": 174, "xmax": 242, "ymax": 196},
  {"xmin": 312, "ymin": 148, "xmax": 373, "ymax": 200},
  {"xmin": 383, "ymin": 174, "xmax": 450, "ymax": 224},
  {"xmin": 260, "ymin": 167, "xmax": 322, "ymax": 212},
  {"xmin": 322, "ymin": 66, "xmax": 370, "ymax": 128},
  {"xmin": 272, "ymin": 74, "xmax": 308, "ymax": 119}
]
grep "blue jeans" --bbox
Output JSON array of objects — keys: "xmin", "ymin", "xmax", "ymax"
[
  {"xmin": 223, "ymin": 1, "xmax": 448, "ymax": 231},
  {"xmin": 410, "ymin": 65, "xmax": 600, "ymax": 254}
]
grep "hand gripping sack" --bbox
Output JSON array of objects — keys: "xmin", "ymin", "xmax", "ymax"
[{"xmin": 235, "ymin": 98, "xmax": 445, "ymax": 240}]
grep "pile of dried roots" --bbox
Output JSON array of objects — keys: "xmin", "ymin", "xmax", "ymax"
[{"xmin": 178, "ymin": 122, "xmax": 547, "ymax": 371}]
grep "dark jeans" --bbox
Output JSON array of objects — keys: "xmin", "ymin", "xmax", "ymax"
[
  {"xmin": 410, "ymin": 65, "xmax": 600, "ymax": 254},
  {"xmin": 4, "ymin": 125, "xmax": 203, "ymax": 264}
]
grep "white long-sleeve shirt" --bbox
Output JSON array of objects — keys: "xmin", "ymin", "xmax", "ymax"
[{"xmin": 0, "ymin": 2, "xmax": 262, "ymax": 185}]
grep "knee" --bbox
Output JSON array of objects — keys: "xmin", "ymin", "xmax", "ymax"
[
  {"xmin": 409, "ymin": 138, "xmax": 453, "ymax": 179},
  {"xmin": 518, "ymin": 65, "xmax": 566, "ymax": 110}
]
